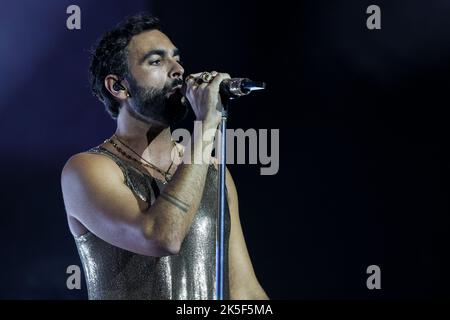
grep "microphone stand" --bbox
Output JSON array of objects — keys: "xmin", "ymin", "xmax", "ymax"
[
  {"xmin": 216, "ymin": 101, "xmax": 228, "ymax": 300},
  {"xmin": 214, "ymin": 78, "xmax": 265, "ymax": 300}
]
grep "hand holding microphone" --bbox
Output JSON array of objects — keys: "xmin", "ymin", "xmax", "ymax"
[
  {"xmin": 183, "ymin": 71, "xmax": 230, "ymax": 129},
  {"xmin": 181, "ymin": 71, "xmax": 266, "ymax": 128}
]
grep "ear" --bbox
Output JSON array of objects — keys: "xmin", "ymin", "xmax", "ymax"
[{"xmin": 105, "ymin": 75, "xmax": 130, "ymax": 100}]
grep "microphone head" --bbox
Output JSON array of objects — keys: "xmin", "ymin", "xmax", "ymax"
[
  {"xmin": 227, "ymin": 78, "xmax": 266, "ymax": 97},
  {"xmin": 240, "ymin": 79, "xmax": 266, "ymax": 93}
]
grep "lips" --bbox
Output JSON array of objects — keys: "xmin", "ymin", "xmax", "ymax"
[
  {"xmin": 172, "ymin": 84, "xmax": 182, "ymax": 92},
  {"xmin": 167, "ymin": 85, "xmax": 182, "ymax": 97}
]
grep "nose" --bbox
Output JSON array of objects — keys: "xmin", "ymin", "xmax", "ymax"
[{"xmin": 170, "ymin": 60, "xmax": 184, "ymax": 80}]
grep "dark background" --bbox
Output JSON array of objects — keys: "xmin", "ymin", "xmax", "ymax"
[{"xmin": 1, "ymin": 0, "xmax": 450, "ymax": 299}]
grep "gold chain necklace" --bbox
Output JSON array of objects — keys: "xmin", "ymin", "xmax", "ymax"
[{"xmin": 104, "ymin": 135, "xmax": 182, "ymax": 184}]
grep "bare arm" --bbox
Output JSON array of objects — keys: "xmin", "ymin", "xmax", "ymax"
[
  {"xmin": 143, "ymin": 122, "xmax": 218, "ymax": 254},
  {"xmin": 226, "ymin": 167, "xmax": 269, "ymax": 300}
]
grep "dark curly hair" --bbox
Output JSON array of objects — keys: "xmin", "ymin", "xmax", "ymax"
[{"xmin": 89, "ymin": 13, "xmax": 161, "ymax": 119}]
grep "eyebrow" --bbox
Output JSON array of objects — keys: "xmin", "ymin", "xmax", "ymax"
[{"xmin": 139, "ymin": 48, "xmax": 180, "ymax": 64}]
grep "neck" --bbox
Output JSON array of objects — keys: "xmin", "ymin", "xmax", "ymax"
[{"xmin": 114, "ymin": 105, "xmax": 174, "ymax": 167}]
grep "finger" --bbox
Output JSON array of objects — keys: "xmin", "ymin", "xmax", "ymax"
[
  {"xmin": 196, "ymin": 77, "xmax": 205, "ymax": 85},
  {"xmin": 185, "ymin": 72, "xmax": 205, "ymax": 83},
  {"xmin": 186, "ymin": 72, "xmax": 205, "ymax": 85},
  {"xmin": 185, "ymin": 77, "xmax": 197, "ymax": 92},
  {"xmin": 198, "ymin": 81, "xmax": 209, "ymax": 90},
  {"xmin": 208, "ymin": 72, "xmax": 231, "ymax": 92},
  {"xmin": 186, "ymin": 76, "xmax": 196, "ymax": 85},
  {"xmin": 186, "ymin": 72, "xmax": 210, "ymax": 92}
]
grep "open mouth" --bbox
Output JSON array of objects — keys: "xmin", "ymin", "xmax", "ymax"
[{"xmin": 167, "ymin": 85, "xmax": 182, "ymax": 97}]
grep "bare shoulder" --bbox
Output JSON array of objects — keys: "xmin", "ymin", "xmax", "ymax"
[
  {"xmin": 61, "ymin": 150, "xmax": 125, "ymax": 207},
  {"xmin": 61, "ymin": 151, "xmax": 125, "ymax": 236},
  {"xmin": 61, "ymin": 150, "xmax": 122, "ymax": 181}
]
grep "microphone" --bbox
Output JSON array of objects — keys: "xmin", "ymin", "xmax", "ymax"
[
  {"xmin": 176, "ymin": 78, "xmax": 266, "ymax": 108},
  {"xmin": 179, "ymin": 77, "xmax": 266, "ymax": 105},
  {"xmin": 219, "ymin": 78, "xmax": 266, "ymax": 99}
]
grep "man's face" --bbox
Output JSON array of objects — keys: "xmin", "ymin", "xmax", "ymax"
[{"xmin": 125, "ymin": 29, "xmax": 187, "ymax": 126}]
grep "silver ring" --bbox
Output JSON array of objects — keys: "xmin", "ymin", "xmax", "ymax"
[{"xmin": 199, "ymin": 72, "xmax": 213, "ymax": 83}]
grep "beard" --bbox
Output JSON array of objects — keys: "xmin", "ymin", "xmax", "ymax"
[{"xmin": 127, "ymin": 76, "xmax": 188, "ymax": 127}]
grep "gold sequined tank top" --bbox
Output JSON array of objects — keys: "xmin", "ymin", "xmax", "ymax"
[{"xmin": 73, "ymin": 146, "xmax": 230, "ymax": 300}]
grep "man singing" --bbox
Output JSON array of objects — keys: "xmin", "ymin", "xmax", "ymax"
[{"xmin": 60, "ymin": 13, "xmax": 268, "ymax": 300}]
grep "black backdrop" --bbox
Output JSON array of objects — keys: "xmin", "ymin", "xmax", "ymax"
[{"xmin": 1, "ymin": 0, "xmax": 450, "ymax": 299}]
